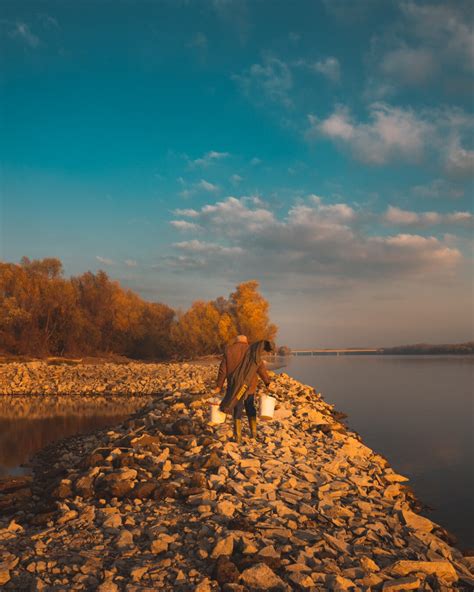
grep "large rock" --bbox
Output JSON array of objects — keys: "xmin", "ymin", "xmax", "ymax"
[
  {"xmin": 390, "ymin": 560, "xmax": 458, "ymax": 583},
  {"xmin": 400, "ymin": 509, "xmax": 434, "ymax": 532},
  {"xmin": 240, "ymin": 563, "xmax": 285, "ymax": 590}
]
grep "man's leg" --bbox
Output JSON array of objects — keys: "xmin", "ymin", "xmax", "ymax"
[
  {"xmin": 233, "ymin": 399, "xmax": 244, "ymax": 443},
  {"xmin": 245, "ymin": 394, "xmax": 257, "ymax": 439}
]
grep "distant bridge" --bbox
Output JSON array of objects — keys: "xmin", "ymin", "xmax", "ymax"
[{"xmin": 291, "ymin": 348, "xmax": 381, "ymax": 356}]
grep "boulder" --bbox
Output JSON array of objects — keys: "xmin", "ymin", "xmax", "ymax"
[
  {"xmin": 390, "ymin": 560, "xmax": 458, "ymax": 583},
  {"xmin": 240, "ymin": 563, "xmax": 285, "ymax": 590}
]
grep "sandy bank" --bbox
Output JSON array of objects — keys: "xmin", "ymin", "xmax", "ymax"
[{"xmin": 0, "ymin": 362, "xmax": 473, "ymax": 591}]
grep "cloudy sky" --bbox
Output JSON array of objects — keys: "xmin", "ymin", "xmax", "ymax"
[{"xmin": 1, "ymin": 0, "xmax": 473, "ymax": 347}]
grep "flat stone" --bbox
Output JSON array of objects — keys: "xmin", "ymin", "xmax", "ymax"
[
  {"xmin": 391, "ymin": 560, "xmax": 458, "ymax": 583},
  {"xmin": 115, "ymin": 529, "xmax": 134, "ymax": 549},
  {"xmin": 382, "ymin": 576, "xmax": 421, "ymax": 591},
  {"xmin": 216, "ymin": 500, "xmax": 236, "ymax": 518},
  {"xmin": 400, "ymin": 509, "xmax": 434, "ymax": 532},
  {"xmin": 288, "ymin": 572, "xmax": 313, "ymax": 588},
  {"xmin": 194, "ymin": 577, "xmax": 213, "ymax": 592},
  {"xmin": 150, "ymin": 539, "xmax": 169, "ymax": 554},
  {"xmin": 97, "ymin": 579, "xmax": 119, "ymax": 592},
  {"xmin": 211, "ymin": 534, "xmax": 234, "ymax": 558},
  {"xmin": 240, "ymin": 563, "xmax": 285, "ymax": 590},
  {"xmin": 0, "ymin": 568, "xmax": 11, "ymax": 585},
  {"xmin": 359, "ymin": 556, "xmax": 379, "ymax": 572}
]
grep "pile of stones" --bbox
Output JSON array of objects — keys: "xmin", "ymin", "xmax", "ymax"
[{"xmin": 0, "ymin": 362, "xmax": 473, "ymax": 591}]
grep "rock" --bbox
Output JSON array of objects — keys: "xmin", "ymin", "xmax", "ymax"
[
  {"xmin": 390, "ymin": 560, "xmax": 458, "ymax": 583},
  {"xmin": 115, "ymin": 529, "xmax": 134, "ymax": 549},
  {"xmin": 359, "ymin": 556, "xmax": 379, "ymax": 572},
  {"xmin": 103, "ymin": 513, "xmax": 122, "ymax": 529},
  {"xmin": 52, "ymin": 479, "xmax": 73, "ymax": 499},
  {"xmin": 326, "ymin": 575, "xmax": 355, "ymax": 591},
  {"xmin": 7, "ymin": 519, "xmax": 23, "ymax": 532},
  {"xmin": 150, "ymin": 538, "xmax": 169, "ymax": 554},
  {"xmin": 98, "ymin": 472, "xmax": 135, "ymax": 498},
  {"xmin": 213, "ymin": 556, "xmax": 240, "ymax": 585},
  {"xmin": 0, "ymin": 568, "xmax": 11, "ymax": 585},
  {"xmin": 216, "ymin": 500, "xmax": 236, "ymax": 518},
  {"xmin": 172, "ymin": 418, "xmax": 194, "ymax": 435},
  {"xmin": 133, "ymin": 481, "xmax": 156, "ymax": 499},
  {"xmin": 382, "ymin": 576, "xmax": 421, "ymax": 591},
  {"xmin": 240, "ymin": 563, "xmax": 285, "ymax": 590},
  {"xmin": 400, "ymin": 509, "xmax": 434, "ymax": 532},
  {"xmin": 288, "ymin": 572, "xmax": 313, "ymax": 588},
  {"xmin": 97, "ymin": 579, "xmax": 119, "ymax": 592},
  {"xmin": 211, "ymin": 534, "xmax": 234, "ymax": 558},
  {"xmin": 194, "ymin": 577, "xmax": 213, "ymax": 592},
  {"xmin": 75, "ymin": 474, "xmax": 95, "ymax": 498}
]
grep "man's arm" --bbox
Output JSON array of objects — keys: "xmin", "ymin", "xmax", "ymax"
[{"xmin": 256, "ymin": 362, "xmax": 271, "ymax": 387}]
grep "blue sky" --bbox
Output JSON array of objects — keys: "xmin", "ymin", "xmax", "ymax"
[{"xmin": 1, "ymin": 0, "xmax": 473, "ymax": 347}]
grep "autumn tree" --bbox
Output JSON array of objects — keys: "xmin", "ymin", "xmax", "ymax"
[
  {"xmin": 229, "ymin": 280, "xmax": 277, "ymax": 344},
  {"xmin": 0, "ymin": 258, "xmax": 278, "ymax": 359}
]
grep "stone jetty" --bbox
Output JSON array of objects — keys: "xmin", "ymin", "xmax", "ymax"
[{"xmin": 0, "ymin": 361, "xmax": 473, "ymax": 591}]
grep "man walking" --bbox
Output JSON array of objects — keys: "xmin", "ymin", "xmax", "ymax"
[{"xmin": 214, "ymin": 335, "xmax": 272, "ymax": 443}]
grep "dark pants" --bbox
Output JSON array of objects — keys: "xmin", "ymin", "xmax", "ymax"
[{"xmin": 233, "ymin": 394, "xmax": 256, "ymax": 420}]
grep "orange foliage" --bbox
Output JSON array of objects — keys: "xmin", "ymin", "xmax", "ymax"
[{"xmin": 0, "ymin": 259, "xmax": 278, "ymax": 359}]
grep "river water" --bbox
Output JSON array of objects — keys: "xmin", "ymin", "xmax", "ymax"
[{"xmin": 277, "ymin": 354, "xmax": 473, "ymax": 549}]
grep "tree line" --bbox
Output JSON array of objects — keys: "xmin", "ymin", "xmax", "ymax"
[{"xmin": 0, "ymin": 258, "xmax": 277, "ymax": 359}]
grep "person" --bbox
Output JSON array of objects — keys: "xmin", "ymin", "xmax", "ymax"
[{"xmin": 213, "ymin": 335, "xmax": 273, "ymax": 443}]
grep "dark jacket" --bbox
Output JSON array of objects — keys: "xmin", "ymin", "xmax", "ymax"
[{"xmin": 216, "ymin": 341, "xmax": 270, "ymax": 395}]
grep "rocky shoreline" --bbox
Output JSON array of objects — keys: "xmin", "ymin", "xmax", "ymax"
[{"xmin": 0, "ymin": 362, "xmax": 473, "ymax": 591}]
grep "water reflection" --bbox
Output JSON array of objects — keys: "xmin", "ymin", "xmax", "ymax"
[
  {"xmin": 0, "ymin": 415, "xmax": 128, "ymax": 476},
  {"xmin": 0, "ymin": 395, "xmax": 151, "ymax": 476}
]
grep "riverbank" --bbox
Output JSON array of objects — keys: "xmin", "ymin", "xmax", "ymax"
[{"xmin": 0, "ymin": 363, "xmax": 473, "ymax": 590}]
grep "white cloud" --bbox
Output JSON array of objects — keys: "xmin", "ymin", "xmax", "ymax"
[
  {"xmin": 250, "ymin": 157, "xmax": 262, "ymax": 166},
  {"xmin": 311, "ymin": 57, "xmax": 341, "ymax": 83},
  {"xmin": 170, "ymin": 220, "xmax": 201, "ymax": 231},
  {"xmin": 197, "ymin": 179, "xmax": 219, "ymax": 192},
  {"xmin": 380, "ymin": 47, "xmax": 436, "ymax": 86},
  {"xmin": 444, "ymin": 141, "xmax": 474, "ymax": 179},
  {"xmin": 309, "ymin": 103, "xmax": 432, "ymax": 165},
  {"xmin": 412, "ymin": 179, "xmax": 464, "ymax": 200},
  {"xmin": 96, "ymin": 256, "xmax": 115, "ymax": 266},
  {"xmin": 11, "ymin": 22, "xmax": 39, "ymax": 47},
  {"xmin": 173, "ymin": 240, "xmax": 243, "ymax": 256},
  {"xmin": 401, "ymin": 1, "xmax": 474, "ymax": 72},
  {"xmin": 168, "ymin": 194, "xmax": 463, "ymax": 279},
  {"xmin": 174, "ymin": 208, "xmax": 199, "ymax": 217},
  {"xmin": 309, "ymin": 103, "xmax": 474, "ymax": 172},
  {"xmin": 124, "ymin": 259, "xmax": 137, "ymax": 267},
  {"xmin": 230, "ymin": 174, "xmax": 243, "ymax": 184},
  {"xmin": 175, "ymin": 196, "xmax": 275, "ymax": 235},
  {"xmin": 191, "ymin": 150, "xmax": 229, "ymax": 167},
  {"xmin": 233, "ymin": 56, "xmax": 293, "ymax": 108}
]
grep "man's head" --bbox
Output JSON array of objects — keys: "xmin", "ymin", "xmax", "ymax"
[{"xmin": 235, "ymin": 335, "xmax": 248, "ymax": 344}]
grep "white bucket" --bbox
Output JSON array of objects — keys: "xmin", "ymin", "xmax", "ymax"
[
  {"xmin": 209, "ymin": 399, "xmax": 226, "ymax": 425},
  {"xmin": 260, "ymin": 394, "xmax": 276, "ymax": 419}
]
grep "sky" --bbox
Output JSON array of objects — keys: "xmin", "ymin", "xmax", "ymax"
[{"xmin": 0, "ymin": 0, "xmax": 473, "ymax": 348}]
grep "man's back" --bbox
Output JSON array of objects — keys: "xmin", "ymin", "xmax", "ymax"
[{"xmin": 217, "ymin": 340, "xmax": 270, "ymax": 393}]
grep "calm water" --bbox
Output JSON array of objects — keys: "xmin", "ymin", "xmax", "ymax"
[
  {"xmin": 0, "ymin": 414, "xmax": 128, "ymax": 477},
  {"xmin": 278, "ymin": 355, "xmax": 474, "ymax": 549}
]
